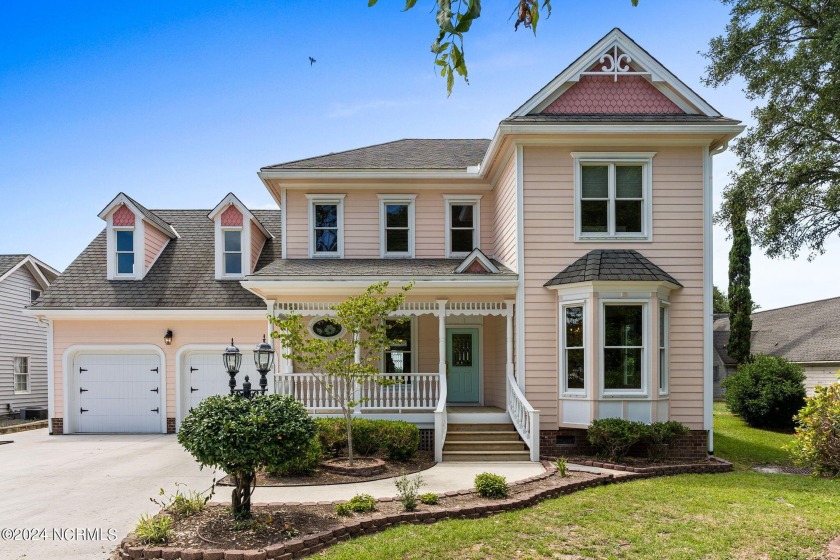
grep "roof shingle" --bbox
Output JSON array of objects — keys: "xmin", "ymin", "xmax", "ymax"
[
  {"xmin": 249, "ymin": 258, "xmax": 515, "ymax": 278},
  {"xmin": 544, "ymin": 250, "xmax": 682, "ymax": 287}
]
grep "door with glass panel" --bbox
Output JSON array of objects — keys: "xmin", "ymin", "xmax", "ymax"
[{"xmin": 446, "ymin": 328, "xmax": 480, "ymax": 403}]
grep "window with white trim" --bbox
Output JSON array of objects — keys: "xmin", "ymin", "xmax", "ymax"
[
  {"xmin": 603, "ymin": 304, "xmax": 645, "ymax": 393},
  {"xmin": 222, "ymin": 229, "xmax": 243, "ymax": 275},
  {"xmin": 562, "ymin": 304, "xmax": 585, "ymax": 394},
  {"xmin": 444, "ymin": 195, "xmax": 481, "ymax": 257},
  {"xmin": 307, "ymin": 195, "xmax": 345, "ymax": 257},
  {"xmin": 115, "ymin": 229, "xmax": 135, "ymax": 275},
  {"xmin": 659, "ymin": 304, "xmax": 669, "ymax": 394},
  {"xmin": 379, "ymin": 196, "xmax": 415, "ymax": 257},
  {"xmin": 574, "ymin": 153, "xmax": 653, "ymax": 241},
  {"xmin": 14, "ymin": 357, "xmax": 29, "ymax": 393},
  {"xmin": 30, "ymin": 289, "xmax": 41, "ymax": 304},
  {"xmin": 384, "ymin": 319, "xmax": 413, "ymax": 381}
]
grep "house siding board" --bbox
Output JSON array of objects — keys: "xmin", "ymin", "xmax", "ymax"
[
  {"xmin": 0, "ymin": 266, "xmax": 48, "ymax": 411},
  {"xmin": 250, "ymin": 221, "xmax": 267, "ymax": 272},
  {"xmin": 284, "ymin": 190, "xmax": 494, "ymax": 259},
  {"xmin": 144, "ymin": 221, "xmax": 170, "ymax": 271},
  {"xmin": 521, "ymin": 145, "xmax": 705, "ymax": 430},
  {"xmin": 51, "ymin": 319, "xmax": 267, "ymax": 418},
  {"xmin": 492, "ymin": 155, "xmax": 518, "ymax": 271}
]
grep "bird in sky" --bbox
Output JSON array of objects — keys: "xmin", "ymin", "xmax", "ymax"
[{"xmin": 309, "ymin": 57, "xmax": 316, "ymax": 66}]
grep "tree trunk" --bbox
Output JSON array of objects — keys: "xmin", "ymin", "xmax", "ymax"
[
  {"xmin": 231, "ymin": 470, "xmax": 255, "ymax": 519},
  {"xmin": 344, "ymin": 408, "xmax": 354, "ymax": 466}
]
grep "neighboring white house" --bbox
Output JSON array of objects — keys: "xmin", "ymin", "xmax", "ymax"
[
  {"xmin": 713, "ymin": 297, "xmax": 840, "ymax": 399},
  {"xmin": 0, "ymin": 255, "xmax": 60, "ymax": 416}
]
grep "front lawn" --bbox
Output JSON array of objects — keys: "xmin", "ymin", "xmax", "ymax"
[
  {"xmin": 320, "ymin": 472, "xmax": 840, "ymax": 559},
  {"xmin": 713, "ymin": 402, "xmax": 795, "ymax": 468}
]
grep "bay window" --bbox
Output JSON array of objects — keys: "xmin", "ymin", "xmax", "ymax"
[
  {"xmin": 659, "ymin": 304, "xmax": 669, "ymax": 394},
  {"xmin": 603, "ymin": 304, "xmax": 645, "ymax": 393},
  {"xmin": 562, "ymin": 305, "xmax": 586, "ymax": 394}
]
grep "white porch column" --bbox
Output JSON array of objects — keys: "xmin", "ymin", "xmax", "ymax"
[
  {"xmin": 437, "ymin": 299, "xmax": 447, "ymax": 376},
  {"xmin": 504, "ymin": 299, "xmax": 515, "ymax": 379},
  {"xmin": 264, "ymin": 300, "xmax": 279, "ymax": 384}
]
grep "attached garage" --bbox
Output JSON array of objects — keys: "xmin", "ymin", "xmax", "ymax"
[{"xmin": 68, "ymin": 349, "xmax": 165, "ymax": 433}]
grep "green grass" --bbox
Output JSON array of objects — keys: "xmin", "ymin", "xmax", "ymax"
[{"xmin": 713, "ymin": 402, "xmax": 795, "ymax": 468}]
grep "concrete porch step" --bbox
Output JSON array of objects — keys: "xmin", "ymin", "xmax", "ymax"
[
  {"xmin": 442, "ymin": 450, "xmax": 531, "ymax": 462},
  {"xmin": 446, "ymin": 430, "xmax": 523, "ymax": 442},
  {"xmin": 448, "ymin": 423, "xmax": 518, "ymax": 432},
  {"xmin": 443, "ymin": 440, "xmax": 527, "ymax": 452}
]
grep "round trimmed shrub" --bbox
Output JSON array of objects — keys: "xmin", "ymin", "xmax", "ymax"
[
  {"xmin": 789, "ymin": 383, "xmax": 840, "ymax": 476},
  {"xmin": 474, "ymin": 473, "xmax": 509, "ymax": 498},
  {"xmin": 351, "ymin": 418, "xmax": 383, "ymax": 456},
  {"xmin": 270, "ymin": 437, "xmax": 323, "ymax": 476},
  {"xmin": 382, "ymin": 421, "xmax": 420, "ymax": 461},
  {"xmin": 315, "ymin": 417, "xmax": 347, "ymax": 457},
  {"xmin": 723, "ymin": 355, "xmax": 806, "ymax": 429},
  {"xmin": 587, "ymin": 418, "xmax": 651, "ymax": 462}
]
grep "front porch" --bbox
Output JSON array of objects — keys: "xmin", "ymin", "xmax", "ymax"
[{"xmin": 270, "ymin": 299, "xmax": 540, "ymax": 461}]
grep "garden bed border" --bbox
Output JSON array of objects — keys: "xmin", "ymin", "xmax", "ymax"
[
  {"xmin": 117, "ymin": 457, "xmax": 733, "ymax": 560},
  {"xmin": 0, "ymin": 420, "xmax": 48, "ymax": 435}
]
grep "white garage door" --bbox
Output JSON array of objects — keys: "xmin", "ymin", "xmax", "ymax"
[
  {"xmin": 182, "ymin": 352, "xmax": 261, "ymax": 419},
  {"xmin": 74, "ymin": 353, "xmax": 163, "ymax": 433}
]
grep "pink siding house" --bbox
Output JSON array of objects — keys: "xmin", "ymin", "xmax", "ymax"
[{"xmin": 28, "ymin": 29, "xmax": 743, "ymax": 462}]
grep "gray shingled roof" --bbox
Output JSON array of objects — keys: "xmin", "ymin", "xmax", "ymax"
[
  {"xmin": 544, "ymin": 250, "xmax": 682, "ymax": 286},
  {"xmin": 713, "ymin": 298, "xmax": 840, "ymax": 364},
  {"xmin": 261, "ymin": 139, "xmax": 491, "ymax": 170},
  {"xmin": 249, "ymin": 258, "xmax": 515, "ymax": 278},
  {"xmin": 32, "ymin": 210, "xmax": 281, "ymax": 309},
  {"xmin": 502, "ymin": 114, "xmax": 741, "ymax": 124},
  {"xmin": 0, "ymin": 254, "xmax": 29, "ymax": 278},
  {"xmin": 104, "ymin": 193, "xmax": 178, "ymax": 239}
]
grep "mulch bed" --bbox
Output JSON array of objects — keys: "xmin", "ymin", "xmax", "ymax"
[{"xmin": 218, "ymin": 451, "xmax": 436, "ymax": 487}]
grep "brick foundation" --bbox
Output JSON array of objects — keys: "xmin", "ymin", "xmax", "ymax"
[
  {"xmin": 167, "ymin": 418, "xmax": 176, "ymax": 434},
  {"xmin": 540, "ymin": 429, "xmax": 710, "ymax": 461},
  {"xmin": 51, "ymin": 418, "xmax": 63, "ymax": 435}
]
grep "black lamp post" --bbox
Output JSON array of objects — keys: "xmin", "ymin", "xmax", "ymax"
[{"xmin": 225, "ymin": 336, "xmax": 274, "ymax": 399}]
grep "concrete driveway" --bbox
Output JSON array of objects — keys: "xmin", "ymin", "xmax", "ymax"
[{"xmin": 0, "ymin": 428, "xmax": 216, "ymax": 560}]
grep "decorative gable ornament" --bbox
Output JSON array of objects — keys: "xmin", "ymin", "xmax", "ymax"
[
  {"xmin": 454, "ymin": 248, "xmax": 500, "ymax": 274},
  {"xmin": 582, "ymin": 45, "xmax": 647, "ymax": 82}
]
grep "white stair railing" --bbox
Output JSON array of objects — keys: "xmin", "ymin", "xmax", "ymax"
[
  {"xmin": 506, "ymin": 371, "xmax": 540, "ymax": 461},
  {"xmin": 434, "ymin": 373, "xmax": 448, "ymax": 462}
]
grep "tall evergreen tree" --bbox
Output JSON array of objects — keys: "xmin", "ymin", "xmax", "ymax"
[{"xmin": 728, "ymin": 202, "xmax": 753, "ymax": 364}]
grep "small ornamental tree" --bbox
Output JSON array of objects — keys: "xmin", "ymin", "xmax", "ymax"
[
  {"xmin": 177, "ymin": 394, "xmax": 316, "ymax": 519},
  {"xmin": 271, "ymin": 281, "xmax": 412, "ymax": 465}
]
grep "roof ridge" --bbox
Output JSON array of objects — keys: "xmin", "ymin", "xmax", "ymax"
[{"xmin": 753, "ymin": 295, "xmax": 840, "ymax": 315}]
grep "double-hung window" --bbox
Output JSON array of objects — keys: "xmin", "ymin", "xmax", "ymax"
[
  {"xmin": 603, "ymin": 304, "xmax": 645, "ymax": 394},
  {"xmin": 562, "ymin": 305, "xmax": 586, "ymax": 395},
  {"xmin": 659, "ymin": 304, "xmax": 669, "ymax": 394},
  {"xmin": 223, "ymin": 229, "xmax": 242, "ymax": 275},
  {"xmin": 307, "ymin": 195, "xmax": 345, "ymax": 257},
  {"xmin": 115, "ymin": 229, "xmax": 135, "ymax": 276},
  {"xmin": 385, "ymin": 319, "xmax": 413, "ymax": 382},
  {"xmin": 574, "ymin": 153, "xmax": 654, "ymax": 241},
  {"xmin": 379, "ymin": 195, "xmax": 415, "ymax": 257},
  {"xmin": 444, "ymin": 195, "xmax": 481, "ymax": 257},
  {"xmin": 14, "ymin": 357, "xmax": 29, "ymax": 393}
]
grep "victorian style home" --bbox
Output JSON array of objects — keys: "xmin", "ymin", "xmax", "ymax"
[{"xmin": 28, "ymin": 29, "xmax": 743, "ymax": 462}]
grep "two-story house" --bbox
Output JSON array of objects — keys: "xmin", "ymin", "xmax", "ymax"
[
  {"xmin": 28, "ymin": 29, "xmax": 743, "ymax": 462},
  {"xmin": 1, "ymin": 254, "xmax": 60, "ymax": 417}
]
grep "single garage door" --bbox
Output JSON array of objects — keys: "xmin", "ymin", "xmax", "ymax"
[
  {"xmin": 73, "ymin": 353, "xmax": 163, "ymax": 433},
  {"xmin": 182, "ymin": 351, "xmax": 260, "ymax": 420}
]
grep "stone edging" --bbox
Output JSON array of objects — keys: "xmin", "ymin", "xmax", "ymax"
[
  {"xmin": 0, "ymin": 420, "xmax": 48, "ymax": 435},
  {"xmin": 117, "ymin": 458, "xmax": 733, "ymax": 560},
  {"xmin": 320, "ymin": 458, "xmax": 387, "ymax": 477},
  {"xmin": 572, "ymin": 456, "xmax": 733, "ymax": 476}
]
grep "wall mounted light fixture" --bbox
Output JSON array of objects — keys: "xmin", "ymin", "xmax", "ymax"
[{"xmin": 164, "ymin": 329, "xmax": 173, "ymax": 346}]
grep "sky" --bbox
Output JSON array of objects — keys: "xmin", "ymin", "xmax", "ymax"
[{"xmin": 1, "ymin": 0, "xmax": 837, "ymax": 311}]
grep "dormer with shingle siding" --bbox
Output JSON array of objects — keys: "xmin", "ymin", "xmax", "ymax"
[
  {"xmin": 208, "ymin": 193, "xmax": 273, "ymax": 280},
  {"xmin": 98, "ymin": 193, "xmax": 178, "ymax": 281}
]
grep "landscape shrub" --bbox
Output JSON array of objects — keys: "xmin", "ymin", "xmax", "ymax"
[
  {"xmin": 314, "ymin": 418, "xmax": 420, "ymax": 460},
  {"xmin": 587, "ymin": 418, "xmax": 651, "ymax": 462},
  {"xmin": 382, "ymin": 421, "xmax": 420, "ymax": 461},
  {"xmin": 151, "ymin": 483, "xmax": 209, "ymax": 519},
  {"xmin": 314, "ymin": 417, "xmax": 346, "ymax": 457},
  {"xmin": 335, "ymin": 494, "xmax": 376, "ymax": 516},
  {"xmin": 134, "ymin": 513, "xmax": 173, "ymax": 544},
  {"xmin": 789, "ymin": 383, "xmax": 840, "ymax": 477},
  {"xmin": 474, "ymin": 473, "xmax": 509, "ymax": 499},
  {"xmin": 553, "ymin": 457, "xmax": 569, "ymax": 477},
  {"xmin": 270, "ymin": 437, "xmax": 323, "ymax": 476},
  {"xmin": 647, "ymin": 420, "xmax": 690, "ymax": 460},
  {"xmin": 723, "ymin": 355, "xmax": 806, "ymax": 429},
  {"xmin": 419, "ymin": 492, "xmax": 439, "ymax": 505},
  {"xmin": 394, "ymin": 474, "xmax": 424, "ymax": 511},
  {"xmin": 351, "ymin": 418, "xmax": 384, "ymax": 456}
]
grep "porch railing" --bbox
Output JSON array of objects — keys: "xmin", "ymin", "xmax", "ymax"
[
  {"xmin": 274, "ymin": 372, "xmax": 441, "ymax": 411},
  {"xmin": 506, "ymin": 370, "xmax": 540, "ymax": 461}
]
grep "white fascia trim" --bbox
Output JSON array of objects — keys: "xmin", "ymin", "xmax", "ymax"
[
  {"xmin": 62, "ymin": 344, "xmax": 167, "ymax": 434},
  {"xmin": 306, "ymin": 194, "xmax": 345, "ymax": 258},
  {"xmin": 377, "ymin": 194, "xmax": 417, "ymax": 258},
  {"xmin": 443, "ymin": 194, "xmax": 482, "ymax": 258},
  {"xmin": 0, "ymin": 257, "xmax": 51, "ymax": 289},
  {"xmin": 208, "ymin": 192, "xmax": 274, "ymax": 239},
  {"xmin": 454, "ymin": 248, "xmax": 500, "ymax": 274},
  {"xmin": 240, "ymin": 279, "xmax": 519, "ymax": 297},
  {"xmin": 24, "ymin": 309, "xmax": 267, "ymax": 320},
  {"xmin": 703, "ymin": 145, "xmax": 714, "ymax": 444},
  {"xmin": 499, "ymin": 123, "xmax": 746, "ymax": 138},
  {"xmin": 258, "ymin": 169, "xmax": 482, "ymax": 181}
]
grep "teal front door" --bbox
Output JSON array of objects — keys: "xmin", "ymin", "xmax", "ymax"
[{"xmin": 446, "ymin": 328, "xmax": 480, "ymax": 403}]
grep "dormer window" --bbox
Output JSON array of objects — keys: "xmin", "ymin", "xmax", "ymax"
[
  {"xmin": 115, "ymin": 229, "xmax": 135, "ymax": 275},
  {"xmin": 306, "ymin": 194, "xmax": 345, "ymax": 258},
  {"xmin": 223, "ymin": 229, "xmax": 243, "ymax": 275}
]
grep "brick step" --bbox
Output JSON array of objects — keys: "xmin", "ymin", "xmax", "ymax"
[
  {"xmin": 442, "ymin": 450, "xmax": 531, "ymax": 462},
  {"xmin": 443, "ymin": 440, "xmax": 527, "ymax": 452},
  {"xmin": 447, "ymin": 423, "xmax": 517, "ymax": 432},
  {"xmin": 446, "ymin": 431, "xmax": 523, "ymax": 442}
]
